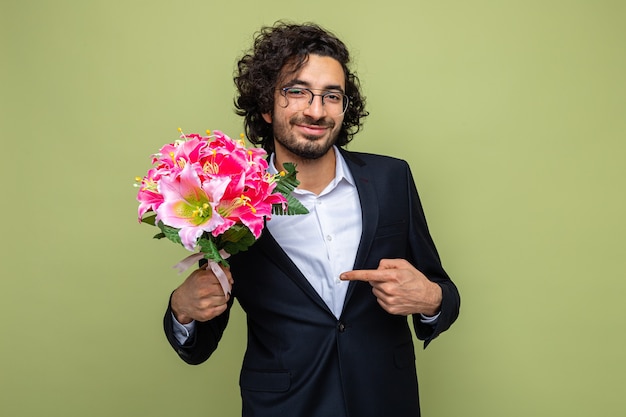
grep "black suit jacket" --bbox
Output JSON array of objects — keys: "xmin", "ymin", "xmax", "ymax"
[{"xmin": 164, "ymin": 150, "xmax": 460, "ymax": 417}]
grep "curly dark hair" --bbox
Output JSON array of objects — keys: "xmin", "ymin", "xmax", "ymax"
[{"xmin": 234, "ymin": 21, "xmax": 368, "ymax": 153}]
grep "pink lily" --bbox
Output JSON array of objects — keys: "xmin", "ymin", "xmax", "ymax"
[
  {"xmin": 137, "ymin": 167, "xmax": 165, "ymax": 220},
  {"xmin": 156, "ymin": 163, "xmax": 230, "ymax": 251}
]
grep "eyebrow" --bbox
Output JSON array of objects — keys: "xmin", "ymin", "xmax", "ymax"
[{"xmin": 283, "ymin": 78, "xmax": 345, "ymax": 93}]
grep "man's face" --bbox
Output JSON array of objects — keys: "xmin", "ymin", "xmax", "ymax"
[{"xmin": 262, "ymin": 54, "xmax": 346, "ymax": 161}]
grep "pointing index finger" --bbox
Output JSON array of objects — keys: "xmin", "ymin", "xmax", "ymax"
[{"xmin": 340, "ymin": 269, "xmax": 383, "ymax": 282}]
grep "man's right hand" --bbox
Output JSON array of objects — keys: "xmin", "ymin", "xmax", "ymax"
[{"xmin": 170, "ymin": 265, "xmax": 233, "ymax": 324}]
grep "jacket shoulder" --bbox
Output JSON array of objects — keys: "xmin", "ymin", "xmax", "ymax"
[{"xmin": 341, "ymin": 149, "xmax": 410, "ymax": 169}]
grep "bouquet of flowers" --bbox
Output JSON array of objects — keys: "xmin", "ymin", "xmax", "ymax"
[{"xmin": 135, "ymin": 129, "xmax": 307, "ymax": 295}]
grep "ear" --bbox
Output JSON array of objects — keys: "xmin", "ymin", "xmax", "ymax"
[{"xmin": 262, "ymin": 112, "xmax": 272, "ymax": 124}]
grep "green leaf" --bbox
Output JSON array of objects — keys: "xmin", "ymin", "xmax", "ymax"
[
  {"xmin": 156, "ymin": 221, "xmax": 182, "ymax": 245},
  {"xmin": 220, "ymin": 224, "xmax": 256, "ymax": 255},
  {"xmin": 273, "ymin": 194, "xmax": 308, "ymax": 215},
  {"xmin": 273, "ymin": 162, "xmax": 309, "ymax": 215},
  {"xmin": 197, "ymin": 237, "xmax": 229, "ymax": 266},
  {"xmin": 141, "ymin": 213, "xmax": 157, "ymax": 226}
]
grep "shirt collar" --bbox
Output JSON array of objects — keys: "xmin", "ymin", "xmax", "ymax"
[
  {"xmin": 268, "ymin": 146, "xmax": 356, "ymax": 195},
  {"xmin": 331, "ymin": 147, "xmax": 356, "ymax": 188}
]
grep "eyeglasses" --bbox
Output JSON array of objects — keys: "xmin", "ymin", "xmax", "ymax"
[{"xmin": 277, "ymin": 87, "xmax": 350, "ymax": 116}]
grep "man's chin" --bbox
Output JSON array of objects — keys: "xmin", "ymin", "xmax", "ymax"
[
  {"xmin": 274, "ymin": 128, "xmax": 338, "ymax": 161},
  {"xmin": 292, "ymin": 147, "xmax": 329, "ymax": 160},
  {"xmin": 287, "ymin": 141, "xmax": 334, "ymax": 160}
]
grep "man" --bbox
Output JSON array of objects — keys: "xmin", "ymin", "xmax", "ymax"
[{"xmin": 164, "ymin": 22, "xmax": 460, "ymax": 417}]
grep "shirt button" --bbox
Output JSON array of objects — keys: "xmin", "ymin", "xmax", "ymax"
[{"xmin": 326, "ymin": 235, "xmax": 333, "ymax": 241}]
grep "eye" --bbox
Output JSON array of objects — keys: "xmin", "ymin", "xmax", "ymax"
[
  {"xmin": 324, "ymin": 92, "xmax": 343, "ymax": 103},
  {"xmin": 284, "ymin": 88, "xmax": 309, "ymax": 98}
]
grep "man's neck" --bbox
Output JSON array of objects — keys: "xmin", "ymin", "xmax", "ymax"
[{"xmin": 275, "ymin": 147, "xmax": 337, "ymax": 195}]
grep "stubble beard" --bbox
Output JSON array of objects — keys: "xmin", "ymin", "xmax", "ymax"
[{"xmin": 273, "ymin": 115, "xmax": 340, "ymax": 161}]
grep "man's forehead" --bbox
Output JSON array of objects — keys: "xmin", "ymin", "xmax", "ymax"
[{"xmin": 278, "ymin": 54, "xmax": 346, "ymax": 88}]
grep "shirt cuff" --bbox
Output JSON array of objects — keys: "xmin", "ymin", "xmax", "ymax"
[
  {"xmin": 172, "ymin": 312, "xmax": 196, "ymax": 345},
  {"xmin": 419, "ymin": 311, "xmax": 441, "ymax": 325}
]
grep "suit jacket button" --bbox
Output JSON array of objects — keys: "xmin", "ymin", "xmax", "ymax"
[{"xmin": 337, "ymin": 322, "xmax": 346, "ymax": 332}]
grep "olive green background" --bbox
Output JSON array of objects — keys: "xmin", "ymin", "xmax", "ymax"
[{"xmin": 1, "ymin": 1, "xmax": 624, "ymax": 416}]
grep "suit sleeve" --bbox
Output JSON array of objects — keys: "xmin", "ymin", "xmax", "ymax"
[
  {"xmin": 163, "ymin": 293, "xmax": 234, "ymax": 365},
  {"xmin": 403, "ymin": 163, "xmax": 461, "ymax": 347}
]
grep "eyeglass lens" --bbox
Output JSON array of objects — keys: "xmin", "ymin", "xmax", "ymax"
[{"xmin": 280, "ymin": 88, "xmax": 349, "ymax": 115}]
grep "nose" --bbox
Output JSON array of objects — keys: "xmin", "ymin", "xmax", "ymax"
[{"xmin": 303, "ymin": 94, "xmax": 327, "ymax": 118}]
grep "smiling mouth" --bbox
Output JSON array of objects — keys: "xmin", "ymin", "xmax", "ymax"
[
  {"xmin": 292, "ymin": 117, "xmax": 333, "ymax": 137},
  {"xmin": 297, "ymin": 124, "xmax": 327, "ymax": 135}
]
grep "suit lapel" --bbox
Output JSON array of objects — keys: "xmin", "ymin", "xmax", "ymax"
[
  {"xmin": 342, "ymin": 151, "xmax": 380, "ymax": 307},
  {"xmin": 345, "ymin": 156, "xmax": 379, "ymax": 269},
  {"xmin": 255, "ymin": 229, "xmax": 335, "ymax": 315}
]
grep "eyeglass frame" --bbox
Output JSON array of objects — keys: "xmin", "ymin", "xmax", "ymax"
[{"xmin": 276, "ymin": 87, "xmax": 350, "ymax": 115}]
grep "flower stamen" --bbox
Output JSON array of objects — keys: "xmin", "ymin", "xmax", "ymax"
[
  {"xmin": 192, "ymin": 202, "xmax": 212, "ymax": 219},
  {"xmin": 236, "ymin": 194, "xmax": 257, "ymax": 213}
]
